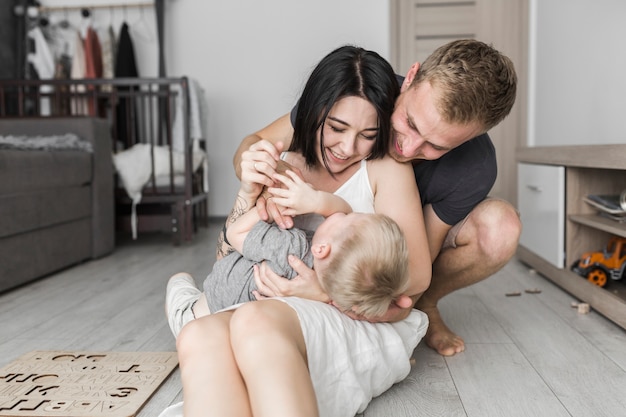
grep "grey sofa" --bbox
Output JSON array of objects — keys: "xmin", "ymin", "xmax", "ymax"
[{"xmin": 0, "ymin": 118, "xmax": 114, "ymax": 292}]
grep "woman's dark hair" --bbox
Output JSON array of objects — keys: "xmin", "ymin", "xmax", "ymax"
[{"xmin": 289, "ymin": 45, "xmax": 399, "ymax": 170}]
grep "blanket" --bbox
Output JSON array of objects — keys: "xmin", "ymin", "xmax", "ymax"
[
  {"xmin": 113, "ymin": 143, "xmax": 207, "ymax": 239},
  {"xmin": 0, "ymin": 133, "xmax": 93, "ymax": 152}
]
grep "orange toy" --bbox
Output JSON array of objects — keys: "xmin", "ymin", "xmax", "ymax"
[{"xmin": 571, "ymin": 237, "xmax": 626, "ymax": 287}]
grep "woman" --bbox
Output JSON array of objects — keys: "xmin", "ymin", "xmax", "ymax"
[{"xmin": 166, "ymin": 45, "xmax": 431, "ymax": 417}]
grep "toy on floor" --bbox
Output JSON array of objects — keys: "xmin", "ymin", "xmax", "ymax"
[{"xmin": 571, "ymin": 236, "xmax": 626, "ymax": 287}]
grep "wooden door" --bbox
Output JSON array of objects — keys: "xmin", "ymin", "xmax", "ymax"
[{"xmin": 390, "ymin": 0, "xmax": 529, "ymax": 206}]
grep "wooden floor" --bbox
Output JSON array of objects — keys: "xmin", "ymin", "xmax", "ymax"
[{"xmin": 2, "ymin": 218, "xmax": 626, "ymax": 417}]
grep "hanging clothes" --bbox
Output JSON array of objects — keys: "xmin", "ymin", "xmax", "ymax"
[
  {"xmin": 43, "ymin": 19, "xmax": 75, "ymax": 115},
  {"xmin": 27, "ymin": 26, "xmax": 55, "ymax": 115},
  {"xmin": 43, "ymin": 17, "xmax": 75, "ymax": 79},
  {"xmin": 84, "ymin": 27, "xmax": 103, "ymax": 79},
  {"xmin": 99, "ymin": 25, "xmax": 117, "ymax": 92},
  {"xmin": 70, "ymin": 30, "xmax": 89, "ymax": 116},
  {"xmin": 115, "ymin": 22, "xmax": 139, "ymax": 78},
  {"xmin": 114, "ymin": 22, "xmax": 139, "ymax": 145},
  {"xmin": 84, "ymin": 27, "xmax": 103, "ymax": 116},
  {"xmin": 27, "ymin": 26, "xmax": 55, "ymax": 79}
]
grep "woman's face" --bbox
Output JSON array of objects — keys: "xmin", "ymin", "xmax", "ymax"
[{"xmin": 316, "ymin": 96, "xmax": 379, "ymax": 174}]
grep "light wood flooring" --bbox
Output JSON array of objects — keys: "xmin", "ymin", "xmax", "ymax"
[{"xmin": 1, "ymin": 218, "xmax": 626, "ymax": 417}]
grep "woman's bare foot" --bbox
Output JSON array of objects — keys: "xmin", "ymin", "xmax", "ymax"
[{"xmin": 421, "ymin": 306, "xmax": 465, "ymax": 356}]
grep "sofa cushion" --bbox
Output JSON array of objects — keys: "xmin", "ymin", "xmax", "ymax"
[
  {"xmin": 0, "ymin": 150, "xmax": 92, "ymax": 194},
  {"xmin": 0, "ymin": 219, "xmax": 91, "ymax": 292},
  {"xmin": 0, "ymin": 186, "xmax": 91, "ymax": 238}
]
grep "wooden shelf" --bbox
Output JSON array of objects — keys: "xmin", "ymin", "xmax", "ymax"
[
  {"xmin": 517, "ymin": 246, "xmax": 626, "ymax": 329},
  {"xmin": 517, "ymin": 144, "xmax": 626, "ymax": 330},
  {"xmin": 569, "ymin": 214, "xmax": 626, "ymax": 237},
  {"xmin": 517, "ymin": 144, "xmax": 626, "ymax": 169}
]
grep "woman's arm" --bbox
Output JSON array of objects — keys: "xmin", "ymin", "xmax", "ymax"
[
  {"xmin": 216, "ymin": 190, "xmax": 259, "ymax": 260},
  {"xmin": 225, "ymin": 201, "xmax": 265, "ymax": 254},
  {"xmin": 368, "ymin": 157, "xmax": 432, "ymax": 298},
  {"xmin": 218, "ymin": 131, "xmax": 291, "ymax": 259},
  {"xmin": 233, "ymin": 113, "xmax": 294, "ymax": 180}
]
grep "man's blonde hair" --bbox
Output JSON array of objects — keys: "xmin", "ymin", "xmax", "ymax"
[
  {"xmin": 412, "ymin": 39, "xmax": 517, "ymax": 132},
  {"xmin": 319, "ymin": 214, "xmax": 409, "ymax": 318}
]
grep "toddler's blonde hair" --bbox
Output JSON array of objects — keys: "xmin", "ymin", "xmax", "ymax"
[{"xmin": 319, "ymin": 213, "xmax": 409, "ymax": 318}]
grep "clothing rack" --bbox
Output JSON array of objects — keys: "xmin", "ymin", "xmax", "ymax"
[
  {"xmin": 15, "ymin": 2, "xmax": 154, "ymax": 16},
  {"xmin": 44, "ymin": 2, "xmax": 153, "ymax": 11},
  {"xmin": 14, "ymin": 0, "xmax": 167, "ymax": 80}
]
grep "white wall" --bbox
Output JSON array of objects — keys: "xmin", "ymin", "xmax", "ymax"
[
  {"xmin": 38, "ymin": 0, "xmax": 390, "ymax": 216},
  {"xmin": 165, "ymin": 0, "xmax": 390, "ymax": 216},
  {"xmin": 528, "ymin": 0, "xmax": 626, "ymax": 147}
]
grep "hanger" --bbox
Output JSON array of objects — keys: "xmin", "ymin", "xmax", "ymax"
[
  {"xmin": 130, "ymin": 5, "xmax": 155, "ymax": 42},
  {"xmin": 107, "ymin": 6, "xmax": 114, "ymax": 28},
  {"xmin": 58, "ymin": 7, "xmax": 71, "ymax": 29},
  {"xmin": 79, "ymin": 7, "xmax": 93, "ymax": 38}
]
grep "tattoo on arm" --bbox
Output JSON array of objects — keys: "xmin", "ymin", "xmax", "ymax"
[{"xmin": 215, "ymin": 193, "xmax": 254, "ymax": 260}]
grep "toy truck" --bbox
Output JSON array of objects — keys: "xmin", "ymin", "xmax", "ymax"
[{"xmin": 571, "ymin": 236, "xmax": 626, "ymax": 287}]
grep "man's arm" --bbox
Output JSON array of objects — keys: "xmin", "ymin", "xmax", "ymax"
[
  {"xmin": 233, "ymin": 113, "xmax": 295, "ymax": 180},
  {"xmin": 422, "ymin": 204, "xmax": 452, "ymax": 262}
]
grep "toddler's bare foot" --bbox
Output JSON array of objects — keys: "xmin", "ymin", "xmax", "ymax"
[{"xmin": 421, "ymin": 306, "xmax": 465, "ymax": 356}]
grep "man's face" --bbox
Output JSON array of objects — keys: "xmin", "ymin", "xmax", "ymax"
[{"xmin": 389, "ymin": 81, "xmax": 483, "ymax": 163}]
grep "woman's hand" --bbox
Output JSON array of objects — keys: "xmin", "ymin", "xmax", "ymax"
[
  {"xmin": 252, "ymin": 255, "xmax": 330, "ymax": 303},
  {"xmin": 256, "ymin": 195, "xmax": 294, "ymax": 229},
  {"xmin": 239, "ymin": 139, "xmax": 283, "ymax": 200},
  {"xmin": 258, "ymin": 161, "xmax": 304, "ymax": 228}
]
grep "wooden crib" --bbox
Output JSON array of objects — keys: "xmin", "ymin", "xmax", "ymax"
[{"xmin": 0, "ymin": 77, "xmax": 209, "ymax": 245}]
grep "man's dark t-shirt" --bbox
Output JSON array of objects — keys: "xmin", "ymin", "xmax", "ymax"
[
  {"xmin": 290, "ymin": 75, "xmax": 496, "ymax": 226},
  {"xmin": 412, "ymin": 133, "xmax": 496, "ymax": 225}
]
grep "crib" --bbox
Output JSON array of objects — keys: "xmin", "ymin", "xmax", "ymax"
[{"xmin": 0, "ymin": 77, "xmax": 209, "ymax": 245}]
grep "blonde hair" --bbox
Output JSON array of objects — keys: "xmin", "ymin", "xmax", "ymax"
[
  {"xmin": 412, "ymin": 39, "xmax": 517, "ymax": 132},
  {"xmin": 318, "ymin": 214, "xmax": 409, "ymax": 318}
]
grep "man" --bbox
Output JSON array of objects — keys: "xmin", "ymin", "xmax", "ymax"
[{"xmin": 233, "ymin": 39, "xmax": 521, "ymax": 356}]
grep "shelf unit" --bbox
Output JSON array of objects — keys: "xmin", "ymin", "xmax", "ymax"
[{"xmin": 517, "ymin": 145, "xmax": 626, "ymax": 329}]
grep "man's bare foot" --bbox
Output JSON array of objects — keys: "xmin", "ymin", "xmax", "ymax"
[{"xmin": 421, "ymin": 306, "xmax": 465, "ymax": 356}]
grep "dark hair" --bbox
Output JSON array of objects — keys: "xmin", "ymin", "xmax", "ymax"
[{"xmin": 289, "ymin": 45, "xmax": 399, "ymax": 170}]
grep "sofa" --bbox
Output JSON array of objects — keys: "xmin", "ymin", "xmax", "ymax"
[{"xmin": 0, "ymin": 117, "xmax": 114, "ymax": 293}]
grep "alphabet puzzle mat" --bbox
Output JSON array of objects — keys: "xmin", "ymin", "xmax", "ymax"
[{"xmin": 0, "ymin": 351, "xmax": 178, "ymax": 417}]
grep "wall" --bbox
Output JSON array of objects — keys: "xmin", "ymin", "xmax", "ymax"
[
  {"xmin": 36, "ymin": 0, "xmax": 389, "ymax": 216},
  {"xmin": 0, "ymin": 0, "xmax": 17, "ymax": 78},
  {"xmin": 528, "ymin": 0, "xmax": 626, "ymax": 146},
  {"xmin": 166, "ymin": 0, "xmax": 390, "ymax": 216}
]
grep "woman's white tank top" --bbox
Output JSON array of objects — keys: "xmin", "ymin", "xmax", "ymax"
[{"xmin": 280, "ymin": 153, "xmax": 374, "ymax": 231}]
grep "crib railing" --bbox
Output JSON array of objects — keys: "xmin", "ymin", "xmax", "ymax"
[{"xmin": 0, "ymin": 77, "xmax": 209, "ymax": 245}]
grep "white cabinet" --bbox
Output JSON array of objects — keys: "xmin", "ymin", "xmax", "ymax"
[{"xmin": 518, "ymin": 163, "xmax": 565, "ymax": 268}]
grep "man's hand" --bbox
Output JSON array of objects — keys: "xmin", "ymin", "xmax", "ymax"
[
  {"xmin": 343, "ymin": 295, "xmax": 413, "ymax": 323},
  {"xmin": 252, "ymin": 255, "xmax": 330, "ymax": 303}
]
